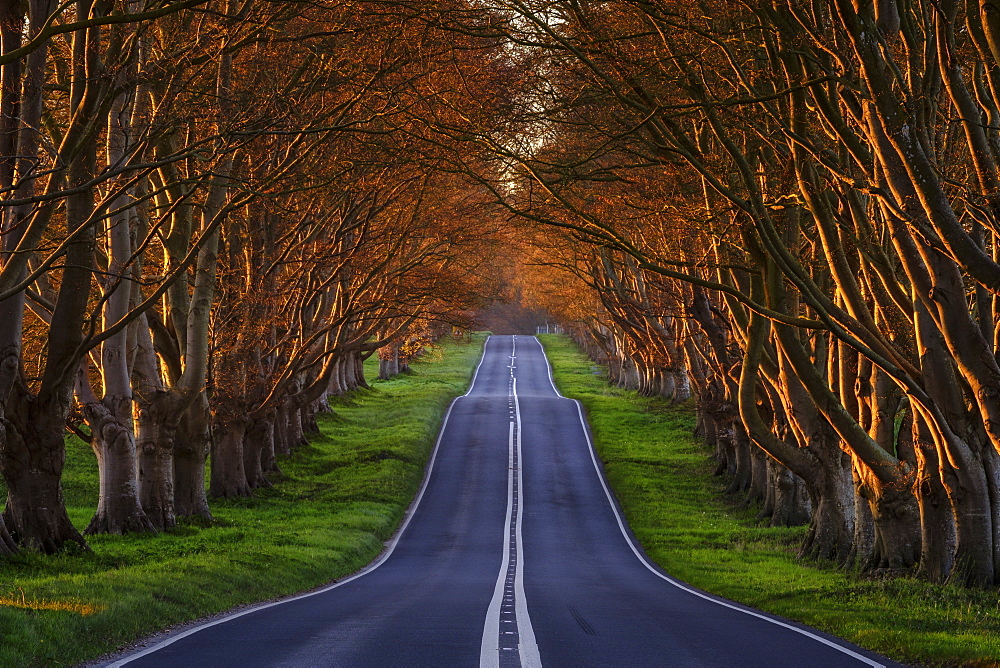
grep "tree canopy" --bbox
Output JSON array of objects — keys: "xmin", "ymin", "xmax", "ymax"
[{"xmin": 4, "ymin": 0, "xmax": 1000, "ymax": 590}]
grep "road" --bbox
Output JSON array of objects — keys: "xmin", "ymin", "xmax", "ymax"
[{"xmin": 109, "ymin": 335, "xmax": 893, "ymax": 667}]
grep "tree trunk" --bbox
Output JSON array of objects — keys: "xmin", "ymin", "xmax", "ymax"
[
  {"xmin": 848, "ymin": 466, "xmax": 876, "ymax": 568},
  {"xmin": 337, "ymin": 356, "xmax": 350, "ymax": 392},
  {"xmin": 260, "ymin": 410, "xmax": 279, "ymax": 473},
  {"xmin": 724, "ymin": 427, "xmax": 752, "ymax": 494},
  {"xmin": 83, "ymin": 398, "xmax": 154, "ymax": 535},
  {"xmin": 660, "ymin": 368, "xmax": 677, "ymax": 401},
  {"xmin": 739, "ymin": 308, "xmax": 854, "ymax": 562},
  {"xmin": 378, "ymin": 345, "xmax": 400, "ymax": 380},
  {"xmin": 674, "ymin": 369, "xmax": 692, "ymax": 402},
  {"xmin": 3, "ymin": 200, "xmax": 89, "ymax": 550},
  {"xmin": 914, "ymin": 416, "xmax": 956, "ymax": 582},
  {"xmin": 174, "ymin": 393, "xmax": 213, "ymax": 519},
  {"xmin": 135, "ymin": 389, "xmax": 182, "ymax": 530},
  {"xmin": 1, "ymin": 51, "xmax": 100, "ymax": 551},
  {"xmin": 982, "ymin": 445, "xmax": 1000, "ymax": 583},
  {"xmin": 866, "ymin": 479, "xmax": 922, "ymax": 571},
  {"xmin": 327, "ymin": 358, "xmax": 344, "ymax": 396},
  {"xmin": 353, "ymin": 352, "xmax": 369, "ymax": 389},
  {"xmin": 243, "ymin": 415, "xmax": 272, "ymax": 489},
  {"xmin": 273, "ymin": 404, "xmax": 290, "ymax": 456},
  {"xmin": 759, "ymin": 462, "xmax": 776, "ymax": 522},
  {"xmin": 861, "ymin": 364, "xmax": 920, "ymax": 571},
  {"xmin": 768, "ymin": 461, "xmax": 811, "ymax": 527},
  {"xmin": 0, "ymin": 515, "xmax": 15, "ymax": 554},
  {"xmin": 2, "ymin": 392, "xmax": 87, "ymax": 552},
  {"xmin": 747, "ymin": 446, "xmax": 768, "ymax": 507},
  {"xmin": 78, "ymin": 60, "xmax": 149, "ymax": 537},
  {"xmin": 713, "ymin": 427, "xmax": 735, "ymax": 477},
  {"xmin": 301, "ymin": 400, "xmax": 319, "ymax": 434},
  {"xmin": 210, "ymin": 417, "xmax": 251, "ymax": 499},
  {"xmin": 800, "ymin": 449, "xmax": 855, "ymax": 563},
  {"xmin": 942, "ymin": 450, "xmax": 996, "ymax": 586},
  {"xmin": 0, "ymin": 233, "xmax": 24, "ymax": 557},
  {"xmin": 622, "ymin": 358, "xmax": 640, "ymax": 390},
  {"xmin": 313, "ymin": 393, "xmax": 332, "ymax": 415},
  {"xmin": 289, "ymin": 405, "xmax": 306, "ymax": 448}
]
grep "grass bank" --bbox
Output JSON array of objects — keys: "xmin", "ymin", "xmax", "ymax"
[
  {"xmin": 0, "ymin": 333, "xmax": 486, "ymax": 667},
  {"xmin": 538, "ymin": 334, "xmax": 1000, "ymax": 667}
]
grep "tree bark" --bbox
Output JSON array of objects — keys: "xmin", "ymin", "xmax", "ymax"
[
  {"xmin": 799, "ymin": 449, "xmax": 855, "ymax": 563},
  {"xmin": 2, "ymin": 36, "xmax": 102, "ymax": 549},
  {"xmin": 210, "ymin": 417, "xmax": 251, "ymax": 499},
  {"xmin": 352, "ymin": 351, "xmax": 369, "ymax": 389},
  {"xmin": 940, "ymin": 443, "xmax": 996, "ymax": 586},
  {"xmin": 0, "ymin": 514, "xmax": 15, "ymax": 554},
  {"xmin": 724, "ymin": 426, "xmax": 753, "ymax": 494},
  {"xmin": 174, "ymin": 393, "xmax": 213, "ymax": 519},
  {"xmin": 289, "ymin": 406, "xmax": 306, "ymax": 448},
  {"xmin": 848, "ymin": 466, "xmax": 876, "ymax": 568},
  {"xmin": 209, "ymin": 418, "xmax": 253, "ymax": 499},
  {"xmin": 2, "ymin": 392, "xmax": 86, "ymax": 552},
  {"xmin": 768, "ymin": 460, "xmax": 811, "ymax": 527},
  {"xmin": 135, "ymin": 388, "xmax": 182, "ymax": 530},
  {"xmin": 301, "ymin": 399, "xmax": 319, "ymax": 434},
  {"xmin": 273, "ymin": 403, "xmax": 291, "ymax": 456},
  {"xmin": 78, "ymin": 82, "xmax": 154, "ymax": 535},
  {"xmin": 746, "ymin": 445, "xmax": 768, "ymax": 508},
  {"xmin": 913, "ymin": 414, "xmax": 957, "ymax": 582},
  {"xmin": 83, "ymin": 398, "xmax": 155, "ymax": 535},
  {"xmin": 258, "ymin": 409, "xmax": 279, "ymax": 473},
  {"xmin": 378, "ymin": 344, "xmax": 400, "ymax": 380},
  {"xmin": 243, "ymin": 414, "xmax": 272, "ymax": 489},
  {"xmin": 865, "ymin": 478, "xmax": 922, "ymax": 571}
]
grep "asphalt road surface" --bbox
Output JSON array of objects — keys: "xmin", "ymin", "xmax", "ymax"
[{"xmin": 109, "ymin": 335, "xmax": 894, "ymax": 668}]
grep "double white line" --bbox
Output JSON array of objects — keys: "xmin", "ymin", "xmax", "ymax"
[{"xmin": 480, "ymin": 338, "xmax": 540, "ymax": 667}]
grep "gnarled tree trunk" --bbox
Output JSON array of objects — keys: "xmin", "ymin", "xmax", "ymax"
[
  {"xmin": 83, "ymin": 397, "xmax": 154, "ymax": 535},
  {"xmin": 2, "ymin": 390, "xmax": 87, "ymax": 553},
  {"xmin": 135, "ymin": 388, "xmax": 183, "ymax": 530}
]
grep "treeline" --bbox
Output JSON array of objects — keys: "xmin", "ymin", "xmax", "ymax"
[
  {"xmin": 0, "ymin": 0, "xmax": 500, "ymax": 554},
  {"xmin": 416, "ymin": 0, "xmax": 1000, "ymax": 588}
]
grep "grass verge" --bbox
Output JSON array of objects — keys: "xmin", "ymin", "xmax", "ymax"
[
  {"xmin": 0, "ymin": 333, "xmax": 487, "ymax": 667},
  {"xmin": 538, "ymin": 334, "xmax": 1000, "ymax": 667}
]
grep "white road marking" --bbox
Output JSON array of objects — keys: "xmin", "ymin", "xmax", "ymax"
[
  {"xmin": 512, "ymin": 376, "xmax": 541, "ymax": 667},
  {"xmin": 530, "ymin": 336, "xmax": 884, "ymax": 668},
  {"xmin": 479, "ymin": 421, "xmax": 517, "ymax": 668},
  {"xmin": 106, "ymin": 337, "xmax": 494, "ymax": 667},
  {"xmin": 481, "ymin": 338, "xmax": 540, "ymax": 668}
]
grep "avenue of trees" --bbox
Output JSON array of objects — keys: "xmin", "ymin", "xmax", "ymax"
[
  {"xmin": 0, "ymin": 0, "xmax": 501, "ymax": 555},
  {"xmin": 435, "ymin": 0, "xmax": 1000, "ymax": 588},
  {"xmin": 7, "ymin": 0, "xmax": 1000, "ymax": 594}
]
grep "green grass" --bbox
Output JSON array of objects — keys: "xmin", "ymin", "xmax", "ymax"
[
  {"xmin": 537, "ymin": 334, "xmax": 1000, "ymax": 667},
  {"xmin": 0, "ymin": 333, "xmax": 487, "ymax": 667}
]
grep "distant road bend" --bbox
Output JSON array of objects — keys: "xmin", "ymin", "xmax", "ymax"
[{"xmin": 108, "ymin": 335, "xmax": 894, "ymax": 668}]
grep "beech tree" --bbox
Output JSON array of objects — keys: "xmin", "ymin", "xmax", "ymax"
[
  {"xmin": 419, "ymin": 0, "xmax": 1000, "ymax": 586},
  {"xmin": 0, "ymin": 0, "xmax": 501, "ymax": 552}
]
